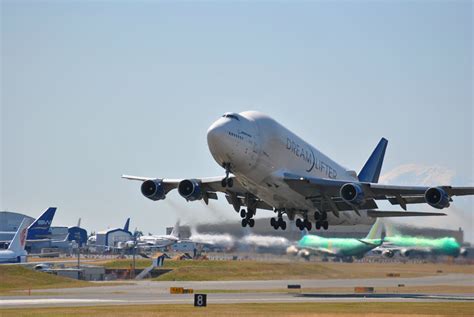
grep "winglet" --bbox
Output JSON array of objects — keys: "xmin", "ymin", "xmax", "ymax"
[
  {"xmin": 124, "ymin": 218, "xmax": 130, "ymax": 232},
  {"xmin": 358, "ymin": 138, "xmax": 388, "ymax": 183}
]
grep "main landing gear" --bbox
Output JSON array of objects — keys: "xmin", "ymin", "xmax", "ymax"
[
  {"xmin": 240, "ymin": 208, "xmax": 255, "ymax": 227},
  {"xmin": 314, "ymin": 211, "xmax": 329, "ymax": 230},
  {"xmin": 270, "ymin": 211, "xmax": 287, "ymax": 230},
  {"xmin": 296, "ymin": 216, "xmax": 312, "ymax": 231},
  {"xmin": 221, "ymin": 163, "xmax": 233, "ymax": 188}
]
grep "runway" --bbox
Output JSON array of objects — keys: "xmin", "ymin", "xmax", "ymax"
[{"xmin": 1, "ymin": 274, "xmax": 473, "ymax": 308}]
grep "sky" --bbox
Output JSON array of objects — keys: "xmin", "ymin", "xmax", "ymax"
[{"xmin": 1, "ymin": 1, "xmax": 473, "ymax": 240}]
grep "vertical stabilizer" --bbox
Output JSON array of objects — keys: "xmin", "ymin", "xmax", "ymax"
[
  {"xmin": 77, "ymin": 218, "xmax": 81, "ymax": 227},
  {"xmin": 27, "ymin": 207, "xmax": 56, "ymax": 239},
  {"xmin": 8, "ymin": 219, "xmax": 30, "ymax": 252},
  {"xmin": 124, "ymin": 218, "xmax": 130, "ymax": 232},
  {"xmin": 383, "ymin": 221, "xmax": 401, "ymax": 237},
  {"xmin": 365, "ymin": 219, "xmax": 383, "ymax": 240},
  {"xmin": 358, "ymin": 138, "xmax": 388, "ymax": 183},
  {"xmin": 170, "ymin": 220, "xmax": 180, "ymax": 238}
]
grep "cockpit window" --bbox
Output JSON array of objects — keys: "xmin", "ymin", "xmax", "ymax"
[{"xmin": 222, "ymin": 113, "xmax": 240, "ymax": 121}]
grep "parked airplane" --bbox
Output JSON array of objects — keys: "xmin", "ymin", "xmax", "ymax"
[
  {"xmin": 0, "ymin": 207, "xmax": 57, "ymax": 243},
  {"xmin": 287, "ymin": 220, "xmax": 384, "ymax": 262},
  {"xmin": 0, "ymin": 219, "xmax": 30, "ymax": 263},
  {"xmin": 137, "ymin": 221, "xmax": 180, "ymax": 248},
  {"xmin": 373, "ymin": 222, "xmax": 467, "ymax": 258},
  {"xmin": 123, "ymin": 111, "xmax": 474, "ymax": 231}
]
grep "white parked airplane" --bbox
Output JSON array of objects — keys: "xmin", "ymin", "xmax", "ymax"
[
  {"xmin": 138, "ymin": 222, "xmax": 180, "ymax": 248},
  {"xmin": 123, "ymin": 111, "xmax": 474, "ymax": 231},
  {"xmin": 0, "ymin": 219, "xmax": 30, "ymax": 263}
]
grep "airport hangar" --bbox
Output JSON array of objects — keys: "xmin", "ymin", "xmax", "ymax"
[
  {"xmin": 0, "ymin": 210, "xmax": 88, "ymax": 247},
  {"xmin": 95, "ymin": 227, "xmax": 132, "ymax": 250}
]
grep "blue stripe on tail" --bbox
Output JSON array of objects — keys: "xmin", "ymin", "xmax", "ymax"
[{"xmin": 358, "ymin": 138, "xmax": 388, "ymax": 183}]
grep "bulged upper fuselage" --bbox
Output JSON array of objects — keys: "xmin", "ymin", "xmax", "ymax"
[{"xmin": 206, "ymin": 111, "xmax": 373, "ymax": 225}]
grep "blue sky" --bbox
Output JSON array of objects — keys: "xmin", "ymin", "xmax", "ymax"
[{"xmin": 1, "ymin": 1, "xmax": 472, "ymax": 240}]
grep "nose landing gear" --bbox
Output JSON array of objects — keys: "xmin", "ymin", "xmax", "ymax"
[{"xmin": 221, "ymin": 163, "xmax": 233, "ymax": 188}]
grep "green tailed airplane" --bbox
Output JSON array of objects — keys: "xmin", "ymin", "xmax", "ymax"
[
  {"xmin": 374, "ymin": 222, "xmax": 467, "ymax": 258},
  {"xmin": 287, "ymin": 219, "xmax": 384, "ymax": 262}
]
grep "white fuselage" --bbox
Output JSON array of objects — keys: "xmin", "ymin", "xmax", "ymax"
[
  {"xmin": 139, "ymin": 235, "xmax": 178, "ymax": 247},
  {"xmin": 206, "ymin": 111, "xmax": 374, "ymax": 226},
  {"xmin": 0, "ymin": 250, "xmax": 27, "ymax": 263}
]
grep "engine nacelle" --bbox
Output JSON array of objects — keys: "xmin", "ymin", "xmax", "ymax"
[
  {"xmin": 425, "ymin": 187, "xmax": 450, "ymax": 209},
  {"xmin": 178, "ymin": 179, "xmax": 203, "ymax": 201},
  {"xmin": 297, "ymin": 249, "xmax": 311, "ymax": 260},
  {"xmin": 286, "ymin": 245, "xmax": 299, "ymax": 256},
  {"xmin": 460, "ymin": 248, "xmax": 468, "ymax": 257},
  {"xmin": 382, "ymin": 250, "xmax": 395, "ymax": 258},
  {"xmin": 400, "ymin": 249, "xmax": 411, "ymax": 257},
  {"xmin": 141, "ymin": 179, "xmax": 166, "ymax": 201},
  {"xmin": 340, "ymin": 183, "xmax": 365, "ymax": 206}
]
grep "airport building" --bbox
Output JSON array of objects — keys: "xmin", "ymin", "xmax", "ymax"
[
  {"xmin": 0, "ymin": 211, "xmax": 34, "ymax": 232},
  {"xmin": 96, "ymin": 228, "xmax": 132, "ymax": 248}
]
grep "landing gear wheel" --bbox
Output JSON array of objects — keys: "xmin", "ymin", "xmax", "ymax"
[
  {"xmin": 321, "ymin": 211, "xmax": 327, "ymax": 220},
  {"xmin": 305, "ymin": 221, "xmax": 312, "ymax": 231},
  {"xmin": 241, "ymin": 218, "xmax": 248, "ymax": 227},
  {"xmin": 240, "ymin": 209, "xmax": 247, "ymax": 218},
  {"xmin": 314, "ymin": 212, "xmax": 321, "ymax": 221},
  {"xmin": 226, "ymin": 178, "xmax": 233, "ymax": 188},
  {"xmin": 280, "ymin": 220, "xmax": 287, "ymax": 230},
  {"xmin": 322, "ymin": 221, "xmax": 329, "ymax": 230},
  {"xmin": 296, "ymin": 218, "xmax": 302, "ymax": 227},
  {"xmin": 221, "ymin": 179, "xmax": 227, "ymax": 188},
  {"xmin": 248, "ymin": 218, "xmax": 255, "ymax": 227},
  {"xmin": 315, "ymin": 221, "xmax": 321, "ymax": 230},
  {"xmin": 270, "ymin": 218, "xmax": 276, "ymax": 227}
]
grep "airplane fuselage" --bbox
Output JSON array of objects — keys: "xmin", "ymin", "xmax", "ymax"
[{"xmin": 207, "ymin": 111, "xmax": 374, "ymax": 226}]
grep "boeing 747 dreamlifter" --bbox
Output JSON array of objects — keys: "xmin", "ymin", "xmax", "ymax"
[{"xmin": 123, "ymin": 111, "xmax": 473, "ymax": 231}]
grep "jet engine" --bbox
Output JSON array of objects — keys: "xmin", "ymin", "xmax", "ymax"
[
  {"xmin": 286, "ymin": 245, "xmax": 299, "ymax": 256},
  {"xmin": 382, "ymin": 250, "xmax": 395, "ymax": 258},
  {"xmin": 340, "ymin": 183, "xmax": 365, "ymax": 206},
  {"xmin": 297, "ymin": 249, "xmax": 311, "ymax": 260},
  {"xmin": 141, "ymin": 179, "xmax": 166, "ymax": 201},
  {"xmin": 400, "ymin": 249, "xmax": 411, "ymax": 257},
  {"xmin": 178, "ymin": 179, "xmax": 203, "ymax": 201},
  {"xmin": 424, "ymin": 187, "xmax": 450, "ymax": 209},
  {"xmin": 460, "ymin": 248, "xmax": 468, "ymax": 257}
]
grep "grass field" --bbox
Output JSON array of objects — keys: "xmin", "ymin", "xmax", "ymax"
[
  {"xmin": 100, "ymin": 259, "xmax": 474, "ymax": 281},
  {"xmin": 0, "ymin": 266, "xmax": 91, "ymax": 294},
  {"xmin": 1, "ymin": 302, "xmax": 474, "ymax": 316}
]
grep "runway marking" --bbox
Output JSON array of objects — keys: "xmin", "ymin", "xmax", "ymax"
[{"xmin": 0, "ymin": 299, "xmax": 122, "ymax": 306}]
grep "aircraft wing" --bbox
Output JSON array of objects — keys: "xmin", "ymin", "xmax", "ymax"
[
  {"xmin": 122, "ymin": 174, "xmax": 272, "ymax": 211},
  {"xmin": 366, "ymin": 210, "xmax": 445, "ymax": 217},
  {"xmin": 283, "ymin": 172, "xmax": 472, "ymax": 215}
]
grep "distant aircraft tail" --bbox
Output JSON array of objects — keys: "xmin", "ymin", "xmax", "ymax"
[
  {"xmin": 27, "ymin": 207, "xmax": 56, "ymax": 239},
  {"xmin": 383, "ymin": 221, "xmax": 401, "ymax": 237},
  {"xmin": 124, "ymin": 218, "xmax": 130, "ymax": 232},
  {"xmin": 358, "ymin": 138, "xmax": 388, "ymax": 183},
  {"xmin": 170, "ymin": 220, "xmax": 180, "ymax": 238},
  {"xmin": 365, "ymin": 219, "xmax": 384, "ymax": 241},
  {"xmin": 8, "ymin": 218, "xmax": 30, "ymax": 252},
  {"xmin": 77, "ymin": 218, "xmax": 81, "ymax": 227}
]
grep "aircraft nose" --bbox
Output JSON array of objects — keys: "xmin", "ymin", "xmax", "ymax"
[{"xmin": 207, "ymin": 120, "xmax": 226, "ymax": 150}]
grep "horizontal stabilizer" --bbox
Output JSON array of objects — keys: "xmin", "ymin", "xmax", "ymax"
[{"xmin": 367, "ymin": 210, "xmax": 446, "ymax": 218}]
